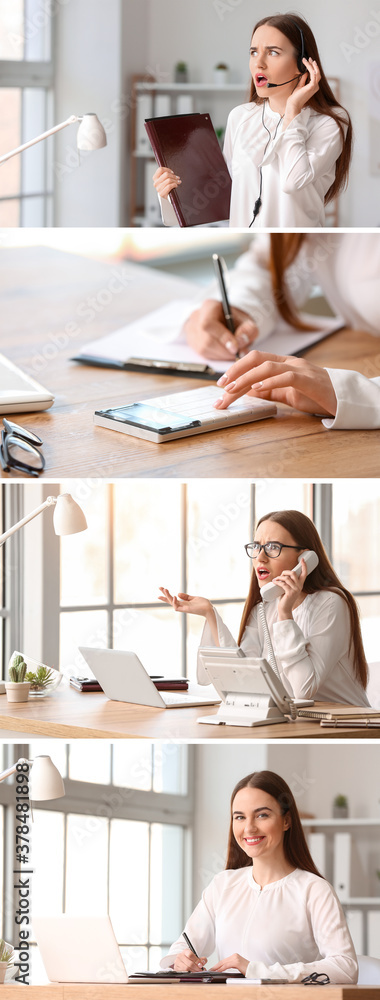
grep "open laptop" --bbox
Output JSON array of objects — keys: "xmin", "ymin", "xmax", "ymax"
[
  {"xmin": 33, "ymin": 915, "xmax": 128, "ymax": 983},
  {"xmin": 79, "ymin": 646, "xmax": 220, "ymax": 709},
  {"xmin": 0, "ymin": 353, "xmax": 54, "ymax": 413}
]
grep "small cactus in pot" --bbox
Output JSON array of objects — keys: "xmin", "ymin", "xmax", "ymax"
[{"xmin": 5, "ymin": 654, "xmax": 31, "ymax": 703}]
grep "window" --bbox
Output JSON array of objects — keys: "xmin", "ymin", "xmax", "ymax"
[
  {"xmin": 23, "ymin": 742, "xmax": 191, "ymax": 982},
  {"xmin": 0, "ymin": 0, "xmax": 54, "ymax": 226},
  {"xmin": 58, "ymin": 481, "xmax": 313, "ymax": 682},
  {"xmin": 0, "ymin": 484, "xmax": 23, "ymax": 680},
  {"xmin": 332, "ymin": 481, "xmax": 380, "ymax": 662}
]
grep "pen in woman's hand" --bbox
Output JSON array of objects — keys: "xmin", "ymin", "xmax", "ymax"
[
  {"xmin": 212, "ymin": 254, "xmax": 239, "ymax": 360},
  {"xmin": 182, "ymin": 931, "xmax": 207, "ymax": 968}
]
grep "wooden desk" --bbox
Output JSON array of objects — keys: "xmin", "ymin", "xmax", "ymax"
[
  {"xmin": 1, "ymin": 985, "xmax": 379, "ymax": 999},
  {"xmin": 2, "ymin": 247, "xmax": 379, "ymax": 479},
  {"xmin": 0, "ymin": 686, "xmax": 379, "ymax": 739}
]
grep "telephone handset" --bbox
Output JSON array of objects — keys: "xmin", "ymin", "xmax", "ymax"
[{"xmin": 261, "ymin": 550, "xmax": 319, "ymax": 603}]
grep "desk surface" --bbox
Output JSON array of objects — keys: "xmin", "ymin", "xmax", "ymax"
[
  {"xmin": 2, "ymin": 247, "xmax": 379, "ymax": 479},
  {"xmin": 1, "ymin": 985, "xmax": 379, "ymax": 999},
  {"xmin": 0, "ymin": 686, "xmax": 378, "ymax": 739}
]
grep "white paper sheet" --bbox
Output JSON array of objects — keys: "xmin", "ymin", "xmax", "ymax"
[{"xmin": 76, "ymin": 299, "xmax": 345, "ymax": 374}]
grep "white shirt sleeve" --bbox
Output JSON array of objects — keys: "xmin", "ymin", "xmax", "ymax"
[
  {"xmin": 197, "ymin": 608, "xmax": 241, "ymax": 684},
  {"xmin": 272, "ymin": 593, "xmax": 351, "ymax": 700},
  {"xmin": 160, "ymin": 886, "xmax": 217, "ymax": 968},
  {"xmin": 264, "ymin": 108, "xmax": 343, "ymax": 194},
  {"xmin": 322, "ymin": 371, "xmax": 380, "ymax": 429}
]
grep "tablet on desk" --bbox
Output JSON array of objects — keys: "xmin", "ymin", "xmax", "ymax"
[
  {"xmin": 94, "ymin": 385, "xmax": 277, "ymax": 443},
  {"xmin": 0, "ymin": 354, "xmax": 54, "ymax": 413}
]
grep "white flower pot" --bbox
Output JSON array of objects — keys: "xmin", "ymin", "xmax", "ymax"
[
  {"xmin": 214, "ymin": 69, "xmax": 229, "ymax": 86},
  {"xmin": 5, "ymin": 681, "xmax": 31, "ymax": 703},
  {"xmin": 0, "ymin": 962, "xmax": 9, "ymax": 984}
]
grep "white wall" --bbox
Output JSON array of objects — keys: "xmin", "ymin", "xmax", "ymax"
[
  {"xmin": 193, "ymin": 744, "xmax": 380, "ymax": 903},
  {"xmin": 147, "ymin": 0, "xmax": 380, "ymax": 226},
  {"xmin": 53, "ymin": 0, "xmax": 149, "ymax": 226}
]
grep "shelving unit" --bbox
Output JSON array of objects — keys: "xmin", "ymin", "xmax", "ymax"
[{"xmin": 301, "ymin": 817, "xmax": 380, "ymax": 955}]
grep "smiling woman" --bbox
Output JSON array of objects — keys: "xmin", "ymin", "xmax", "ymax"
[
  {"xmin": 159, "ymin": 769, "xmax": 358, "ymax": 983},
  {"xmin": 153, "ymin": 12, "xmax": 352, "ymax": 228}
]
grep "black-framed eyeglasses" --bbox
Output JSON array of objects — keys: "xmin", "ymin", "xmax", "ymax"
[
  {"xmin": 244, "ymin": 541, "xmax": 303, "ymax": 559},
  {"xmin": 0, "ymin": 419, "xmax": 45, "ymax": 477}
]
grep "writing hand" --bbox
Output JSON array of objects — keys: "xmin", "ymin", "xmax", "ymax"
[
  {"xmin": 184, "ymin": 299, "xmax": 258, "ymax": 361},
  {"xmin": 172, "ymin": 949, "xmax": 208, "ymax": 972},
  {"xmin": 213, "ymin": 350, "xmax": 337, "ymax": 417}
]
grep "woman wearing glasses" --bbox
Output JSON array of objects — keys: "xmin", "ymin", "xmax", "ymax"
[
  {"xmin": 159, "ymin": 509, "xmax": 370, "ymax": 706},
  {"xmin": 153, "ymin": 14, "xmax": 352, "ymax": 228},
  {"xmin": 160, "ymin": 769, "xmax": 357, "ymax": 983}
]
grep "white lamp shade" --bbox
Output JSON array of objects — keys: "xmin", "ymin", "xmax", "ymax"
[
  {"xmin": 77, "ymin": 113, "xmax": 107, "ymax": 150},
  {"xmin": 53, "ymin": 494, "xmax": 88, "ymax": 536},
  {"xmin": 29, "ymin": 756, "xmax": 65, "ymax": 801}
]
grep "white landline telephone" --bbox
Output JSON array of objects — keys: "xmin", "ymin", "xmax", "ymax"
[{"xmin": 260, "ymin": 549, "xmax": 319, "ymax": 602}]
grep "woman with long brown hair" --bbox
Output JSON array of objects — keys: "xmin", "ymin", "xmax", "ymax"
[
  {"xmin": 153, "ymin": 13, "xmax": 352, "ymax": 227},
  {"xmin": 160, "ymin": 770, "xmax": 357, "ymax": 982},
  {"xmin": 184, "ymin": 232, "xmax": 380, "ymax": 430},
  {"xmin": 159, "ymin": 509, "xmax": 370, "ymax": 706}
]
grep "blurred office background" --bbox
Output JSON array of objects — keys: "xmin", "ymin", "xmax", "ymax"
[
  {"xmin": 1, "ymin": 479, "xmax": 380, "ymax": 699},
  {"xmin": 0, "ymin": 0, "xmax": 379, "ymax": 227},
  {"xmin": 1, "ymin": 740, "xmax": 380, "ymax": 982}
]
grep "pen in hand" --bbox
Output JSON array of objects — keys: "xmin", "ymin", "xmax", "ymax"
[
  {"xmin": 182, "ymin": 931, "xmax": 207, "ymax": 969},
  {"xmin": 212, "ymin": 253, "xmax": 239, "ymax": 361}
]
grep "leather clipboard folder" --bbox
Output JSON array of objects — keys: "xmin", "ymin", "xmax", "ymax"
[{"xmin": 144, "ymin": 112, "xmax": 232, "ymax": 226}]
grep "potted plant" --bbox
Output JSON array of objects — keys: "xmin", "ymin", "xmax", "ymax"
[
  {"xmin": 25, "ymin": 664, "xmax": 62, "ymax": 698},
  {"xmin": 175, "ymin": 61, "xmax": 188, "ymax": 84},
  {"xmin": 5, "ymin": 654, "xmax": 31, "ymax": 704},
  {"xmin": 0, "ymin": 939, "xmax": 14, "ymax": 984},
  {"xmin": 333, "ymin": 794, "xmax": 349, "ymax": 819},
  {"xmin": 214, "ymin": 62, "xmax": 229, "ymax": 86}
]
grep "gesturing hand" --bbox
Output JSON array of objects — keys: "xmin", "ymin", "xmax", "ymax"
[
  {"xmin": 210, "ymin": 953, "xmax": 249, "ymax": 976},
  {"xmin": 158, "ymin": 588, "xmax": 213, "ymax": 618}
]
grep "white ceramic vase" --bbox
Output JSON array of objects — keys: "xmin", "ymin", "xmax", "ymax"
[{"xmin": 0, "ymin": 962, "xmax": 9, "ymax": 984}]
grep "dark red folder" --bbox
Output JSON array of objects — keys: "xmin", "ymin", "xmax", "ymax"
[{"xmin": 144, "ymin": 112, "xmax": 231, "ymax": 227}]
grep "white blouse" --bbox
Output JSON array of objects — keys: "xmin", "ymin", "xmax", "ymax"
[
  {"xmin": 223, "ymin": 103, "xmax": 344, "ymax": 228},
  {"xmin": 198, "ymin": 591, "xmax": 370, "ymax": 707},
  {"xmin": 161, "ymin": 867, "xmax": 358, "ymax": 984},
  {"xmin": 159, "ymin": 103, "xmax": 344, "ymax": 228}
]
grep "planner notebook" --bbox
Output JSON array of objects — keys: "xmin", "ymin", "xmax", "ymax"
[{"xmin": 144, "ymin": 112, "xmax": 231, "ymax": 226}]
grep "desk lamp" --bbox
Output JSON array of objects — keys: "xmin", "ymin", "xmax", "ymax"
[
  {"xmin": 0, "ymin": 113, "xmax": 107, "ymax": 165},
  {"xmin": 0, "ymin": 755, "xmax": 64, "ymax": 801},
  {"xmin": 0, "ymin": 492, "xmax": 87, "ymax": 545}
]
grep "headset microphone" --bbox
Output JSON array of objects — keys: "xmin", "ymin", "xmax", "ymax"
[{"xmin": 266, "ymin": 74, "xmax": 301, "ymax": 88}]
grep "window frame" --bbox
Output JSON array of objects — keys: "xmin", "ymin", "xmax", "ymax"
[{"xmin": 0, "ymin": 11, "xmax": 55, "ymax": 226}]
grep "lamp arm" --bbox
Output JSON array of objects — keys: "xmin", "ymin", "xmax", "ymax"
[
  {"xmin": 0, "ymin": 759, "xmax": 32, "ymax": 782},
  {"xmin": 0, "ymin": 115, "xmax": 81, "ymax": 164},
  {"xmin": 0, "ymin": 495, "xmax": 58, "ymax": 546}
]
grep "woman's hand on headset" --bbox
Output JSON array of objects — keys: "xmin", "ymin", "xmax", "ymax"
[
  {"xmin": 212, "ymin": 349, "xmax": 337, "ymax": 417},
  {"xmin": 282, "ymin": 58, "xmax": 321, "ymax": 126}
]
